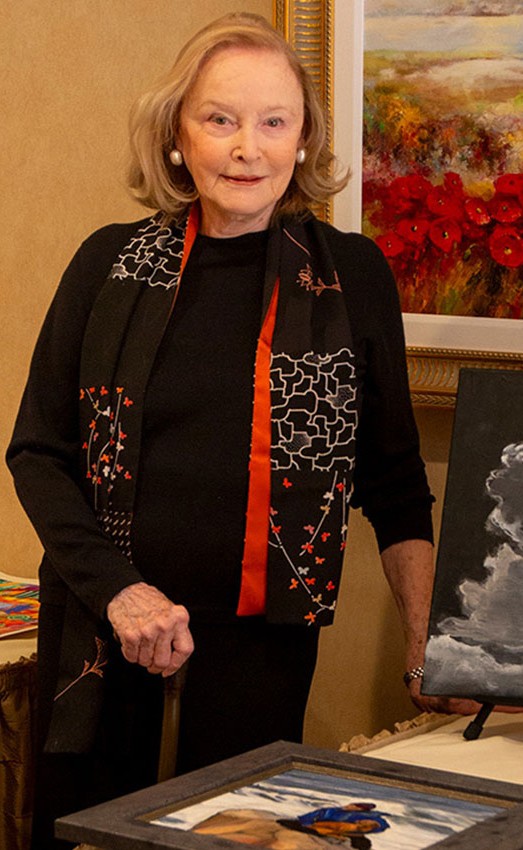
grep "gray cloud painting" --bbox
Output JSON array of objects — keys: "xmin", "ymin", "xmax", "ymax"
[{"xmin": 423, "ymin": 371, "xmax": 523, "ymax": 704}]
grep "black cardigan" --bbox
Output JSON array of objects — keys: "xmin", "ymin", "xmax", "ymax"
[{"xmin": 7, "ymin": 217, "xmax": 433, "ymax": 623}]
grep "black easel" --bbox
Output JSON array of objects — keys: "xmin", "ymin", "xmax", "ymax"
[{"xmin": 463, "ymin": 702, "xmax": 494, "ymax": 740}]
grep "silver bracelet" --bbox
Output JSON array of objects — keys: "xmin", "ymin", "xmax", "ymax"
[{"xmin": 403, "ymin": 665, "xmax": 424, "ymax": 687}]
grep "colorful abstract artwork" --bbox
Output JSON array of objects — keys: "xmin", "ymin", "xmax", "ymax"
[
  {"xmin": 153, "ymin": 767, "xmax": 504, "ymax": 849},
  {"xmin": 362, "ymin": 1, "xmax": 523, "ymax": 319},
  {"xmin": 0, "ymin": 571, "xmax": 39, "ymax": 637},
  {"xmin": 424, "ymin": 369, "xmax": 523, "ymax": 703}
]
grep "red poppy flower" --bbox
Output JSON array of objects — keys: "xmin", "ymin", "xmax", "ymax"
[
  {"xmin": 494, "ymin": 174, "xmax": 523, "ymax": 196},
  {"xmin": 462, "ymin": 221, "xmax": 486, "ymax": 241},
  {"xmin": 429, "ymin": 218, "xmax": 462, "ymax": 252},
  {"xmin": 375, "ymin": 231, "xmax": 405, "ymax": 258},
  {"xmin": 464, "ymin": 197, "xmax": 491, "ymax": 226},
  {"xmin": 396, "ymin": 217, "xmax": 430, "ymax": 245},
  {"xmin": 489, "ymin": 226, "xmax": 523, "ymax": 268},
  {"xmin": 489, "ymin": 195, "xmax": 522, "ymax": 224},
  {"xmin": 444, "ymin": 172, "xmax": 464, "ymax": 195},
  {"xmin": 426, "ymin": 187, "xmax": 463, "ymax": 219},
  {"xmin": 390, "ymin": 174, "xmax": 432, "ymax": 200}
]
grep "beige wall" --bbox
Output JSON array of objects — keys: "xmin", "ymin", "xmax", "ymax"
[
  {"xmin": 305, "ymin": 406, "xmax": 455, "ymax": 747},
  {"xmin": 2, "ymin": 0, "xmax": 272, "ymax": 572},
  {"xmin": 2, "ymin": 1, "xmax": 457, "ymax": 750}
]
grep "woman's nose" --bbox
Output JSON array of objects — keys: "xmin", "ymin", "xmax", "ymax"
[{"xmin": 231, "ymin": 126, "xmax": 260, "ymax": 162}]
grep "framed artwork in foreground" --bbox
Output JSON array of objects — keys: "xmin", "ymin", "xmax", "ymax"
[
  {"xmin": 274, "ymin": 0, "xmax": 523, "ymax": 405},
  {"xmin": 56, "ymin": 741, "xmax": 523, "ymax": 850}
]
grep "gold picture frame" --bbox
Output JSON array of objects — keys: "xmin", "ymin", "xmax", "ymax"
[{"xmin": 273, "ymin": 0, "xmax": 523, "ymax": 407}]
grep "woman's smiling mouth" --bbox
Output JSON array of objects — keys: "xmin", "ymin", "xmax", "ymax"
[{"xmin": 222, "ymin": 175, "xmax": 264, "ymax": 185}]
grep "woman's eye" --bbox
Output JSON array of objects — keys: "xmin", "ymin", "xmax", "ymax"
[
  {"xmin": 210, "ymin": 115, "xmax": 230, "ymax": 126},
  {"xmin": 266, "ymin": 117, "xmax": 284, "ymax": 128}
]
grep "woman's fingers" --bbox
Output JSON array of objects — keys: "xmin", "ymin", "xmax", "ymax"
[{"xmin": 107, "ymin": 581, "xmax": 194, "ymax": 673}]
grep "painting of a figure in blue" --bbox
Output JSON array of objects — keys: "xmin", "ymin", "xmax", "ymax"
[{"xmin": 153, "ymin": 766, "xmax": 504, "ymax": 848}]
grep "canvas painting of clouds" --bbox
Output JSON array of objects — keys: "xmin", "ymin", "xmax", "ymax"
[{"xmin": 423, "ymin": 368, "xmax": 523, "ymax": 704}]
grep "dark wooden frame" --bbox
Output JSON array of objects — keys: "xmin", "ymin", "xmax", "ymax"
[{"xmin": 56, "ymin": 740, "xmax": 523, "ymax": 849}]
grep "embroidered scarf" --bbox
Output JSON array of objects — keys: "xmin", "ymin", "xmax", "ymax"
[{"xmin": 46, "ymin": 205, "xmax": 358, "ymax": 753}]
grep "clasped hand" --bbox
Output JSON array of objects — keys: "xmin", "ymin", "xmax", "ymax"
[{"xmin": 106, "ymin": 582, "xmax": 194, "ymax": 676}]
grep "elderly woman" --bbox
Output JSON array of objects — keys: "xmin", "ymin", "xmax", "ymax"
[{"xmin": 8, "ymin": 11, "xmax": 453, "ymax": 850}]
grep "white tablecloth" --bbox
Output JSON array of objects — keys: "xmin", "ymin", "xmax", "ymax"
[{"xmin": 355, "ymin": 712, "xmax": 523, "ymax": 784}]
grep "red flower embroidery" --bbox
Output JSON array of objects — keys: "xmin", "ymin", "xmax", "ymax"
[
  {"xmin": 283, "ymin": 477, "xmax": 293, "ymax": 488},
  {"xmin": 301, "ymin": 542, "xmax": 314, "ymax": 554},
  {"xmin": 305, "ymin": 577, "xmax": 316, "ymax": 586},
  {"xmin": 315, "ymin": 557, "xmax": 325, "ymax": 565},
  {"xmin": 326, "ymin": 581, "xmax": 336, "ymax": 591},
  {"xmin": 272, "ymin": 525, "xmax": 281, "ymax": 534},
  {"xmin": 304, "ymin": 611, "xmax": 317, "ymax": 624},
  {"xmin": 289, "ymin": 579, "xmax": 298, "ymax": 590}
]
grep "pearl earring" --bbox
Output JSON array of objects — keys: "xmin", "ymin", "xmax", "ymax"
[
  {"xmin": 169, "ymin": 149, "xmax": 183, "ymax": 166},
  {"xmin": 296, "ymin": 148, "xmax": 306, "ymax": 165}
]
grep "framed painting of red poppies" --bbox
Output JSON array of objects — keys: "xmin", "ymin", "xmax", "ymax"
[{"xmin": 275, "ymin": 0, "xmax": 523, "ymax": 404}]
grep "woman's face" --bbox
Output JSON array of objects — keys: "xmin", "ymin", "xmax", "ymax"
[{"xmin": 177, "ymin": 46, "xmax": 305, "ymax": 238}]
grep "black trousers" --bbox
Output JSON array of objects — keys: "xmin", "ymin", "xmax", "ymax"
[{"xmin": 31, "ymin": 606, "xmax": 319, "ymax": 850}]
